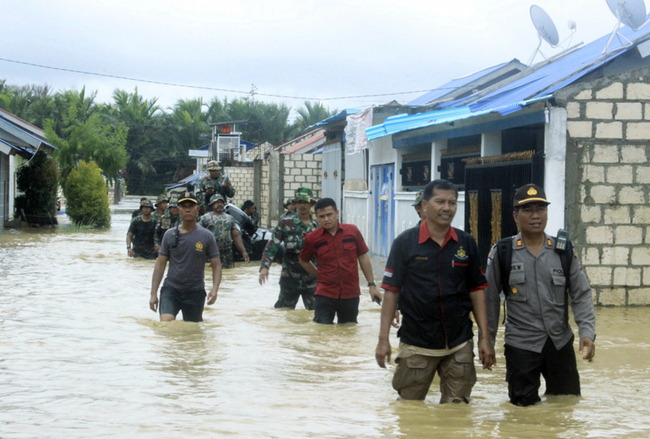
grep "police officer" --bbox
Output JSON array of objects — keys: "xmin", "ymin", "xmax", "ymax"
[
  {"xmin": 199, "ymin": 194, "xmax": 250, "ymax": 268},
  {"xmin": 485, "ymin": 183, "xmax": 596, "ymax": 406},
  {"xmin": 198, "ymin": 160, "xmax": 235, "ymax": 211},
  {"xmin": 154, "ymin": 196, "xmax": 180, "ymax": 252},
  {"xmin": 127, "ymin": 199, "xmax": 157, "ymax": 259},
  {"xmin": 259, "ymin": 187, "xmax": 319, "ymax": 310}
]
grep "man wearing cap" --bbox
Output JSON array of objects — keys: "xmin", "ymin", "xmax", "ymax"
[
  {"xmin": 132, "ymin": 197, "xmax": 149, "ymax": 219},
  {"xmin": 282, "ymin": 198, "xmax": 296, "ymax": 218},
  {"xmin": 485, "ymin": 183, "xmax": 596, "ymax": 406},
  {"xmin": 199, "ymin": 194, "xmax": 250, "ymax": 268},
  {"xmin": 154, "ymin": 196, "xmax": 180, "ymax": 252},
  {"xmin": 153, "ymin": 195, "xmax": 169, "ymax": 226},
  {"xmin": 375, "ymin": 179, "xmax": 494, "ymax": 403},
  {"xmin": 150, "ymin": 191, "xmax": 222, "ymax": 322},
  {"xmin": 199, "ymin": 160, "xmax": 235, "ymax": 212},
  {"xmin": 127, "ymin": 199, "xmax": 157, "ymax": 259},
  {"xmin": 259, "ymin": 187, "xmax": 319, "ymax": 310}
]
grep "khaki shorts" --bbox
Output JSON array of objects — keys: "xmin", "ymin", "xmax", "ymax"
[{"xmin": 392, "ymin": 340, "xmax": 477, "ymax": 403}]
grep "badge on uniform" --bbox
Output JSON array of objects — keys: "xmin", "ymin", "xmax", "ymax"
[{"xmin": 196, "ymin": 241, "xmax": 204, "ymax": 252}]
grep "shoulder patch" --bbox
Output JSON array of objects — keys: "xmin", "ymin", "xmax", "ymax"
[{"xmin": 516, "ymin": 239, "xmax": 523, "ymax": 248}]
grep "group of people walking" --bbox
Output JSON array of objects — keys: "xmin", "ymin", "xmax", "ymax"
[{"xmin": 132, "ymin": 167, "xmax": 596, "ymax": 407}]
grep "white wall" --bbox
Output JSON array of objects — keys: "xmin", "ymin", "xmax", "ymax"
[
  {"xmin": 544, "ymin": 107, "xmax": 567, "ymax": 234},
  {"xmin": 343, "ymin": 190, "xmax": 370, "ymax": 243}
]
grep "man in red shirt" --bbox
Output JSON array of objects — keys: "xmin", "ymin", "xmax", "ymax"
[{"xmin": 299, "ymin": 198, "xmax": 382, "ymax": 324}]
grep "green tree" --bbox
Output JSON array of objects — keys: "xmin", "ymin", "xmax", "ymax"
[
  {"xmin": 14, "ymin": 151, "xmax": 59, "ymax": 225},
  {"xmin": 44, "ymin": 89, "xmax": 128, "ymax": 185},
  {"xmin": 294, "ymin": 101, "xmax": 336, "ymax": 132},
  {"xmin": 63, "ymin": 160, "xmax": 110, "ymax": 227}
]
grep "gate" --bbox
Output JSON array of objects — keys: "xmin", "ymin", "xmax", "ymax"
[
  {"xmin": 464, "ymin": 152, "xmax": 544, "ymax": 268},
  {"xmin": 371, "ymin": 164, "xmax": 395, "ymax": 258}
]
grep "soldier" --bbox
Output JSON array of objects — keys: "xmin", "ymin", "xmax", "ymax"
[
  {"xmin": 132, "ymin": 197, "xmax": 148, "ymax": 218},
  {"xmin": 154, "ymin": 196, "xmax": 180, "ymax": 252},
  {"xmin": 127, "ymin": 199, "xmax": 157, "ymax": 259},
  {"xmin": 283, "ymin": 198, "xmax": 296, "ymax": 217},
  {"xmin": 241, "ymin": 200, "xmax": 260, "ymax": 226},
  {"xmin": 198, "ymin": 160, "xmax": 235, "ymax": 212},
  {"xmin": 259, "ymin": 187, "xmax": 319, "ymax": 310},
  {"xmin": 199, "ymin": 194, "xmax": 250, "ymax": 268},
  {"xmin": 153, "ymin": 195, "xmax": 168, "ymax": 226},
  {"xmin": 413, "ymin": 189, "xmax": 424, "ymax": 221}
]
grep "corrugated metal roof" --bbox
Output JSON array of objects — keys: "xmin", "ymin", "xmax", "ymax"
[
  {"xmin": 314, "ymin": 109, "xmax": 361, "ymax": 127},
  {"xmin": 369, "ymin": 19, "xmax": 650, "ymax": 141}
]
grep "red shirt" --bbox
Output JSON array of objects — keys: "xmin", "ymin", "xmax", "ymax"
[{"xmin": 300, "ymin": 223, "xmax": 369, "ymax": 299}]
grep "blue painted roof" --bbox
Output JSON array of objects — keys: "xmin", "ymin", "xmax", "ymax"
[
  {"xmin": 407, "ymin": 61, "xmax": 515, "ymax": 107},
  {"xmin": 369, "ymin": 19, "xmax": 650, "ymax": 140},
  {"xmin": 314, "ymin": 109, "xmax": 361, "ymax": 127}
]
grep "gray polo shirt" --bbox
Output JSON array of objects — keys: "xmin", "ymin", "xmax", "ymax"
[
  {"xmin": 159, "ymin": 224, "xmax": 219, "ymax": 291},
  {"xmin": 485, "ymin": 233, "xmax": 596, "ymax": 353}
]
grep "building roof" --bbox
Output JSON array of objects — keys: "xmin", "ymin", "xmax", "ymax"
[
  {"xmin": 0, "ymin": 108, "xmax": 56, "ymax": 155},
  {"xmin": 368, "ymin": 18, "xmax": 650, "ymax": 141},
  {"xmin": 278, "ymin": 129, "xmax": 326, "ymax": 154}
]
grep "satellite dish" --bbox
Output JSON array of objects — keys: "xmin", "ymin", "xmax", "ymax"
[
  {"xmin": 606, "ymin": 0, "xmax": 647, "ymax": 30},
  {"xmin": 530, "ymin": 5, "xmax": 560, "ymax": 46}
]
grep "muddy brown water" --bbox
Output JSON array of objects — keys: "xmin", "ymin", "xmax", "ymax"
[{"xmin": 1, "ymin": 196, "xmax": 649, "ymax": 438}]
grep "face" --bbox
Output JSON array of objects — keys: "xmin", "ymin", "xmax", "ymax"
[
  {"xmin": 423, "ymin": 188, "xmax": 457, "ymax": 229},
  {"xmin": 513, "ymin": 203, "xmax": 548, "ymax": 236},
  {"xmin": 245, "ymin": 205, "xmax": 256, "ymax": 215},
  {"xmin": 296, "ymin": 200, "xmax": 310, "ymax": 215},
  {"xmin": 209, "ymin": 169, "xmax": 220, "ymax": 178},
  {"xmin": 170, "ymin": 206, "xmax": 179, "ymax": 215},
  {"xmin": 287, "ymin": 202, "xmax": 296, "ymax": 212},
  {"xmin": 141, "ymin": 206, "xmax": 153, "ymax": 215},
  {"xmin": 178, "ymin": 201, "xmax": 199, "ymax": 221},
  {"xmin": 213, "ymin": 200, "xmax": 225, "ymax": 214},
  {"xmin": 157, "ymin": 201, "xmax": 168, "ymax": 211},
  {"xmin": 316, "ymin": 206, "xmax": 339, "ymax": 231}
]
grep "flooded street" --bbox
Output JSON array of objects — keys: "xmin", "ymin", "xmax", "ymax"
[{"xmin": 1, "ymin": 197, "xmax": 650, "ymax": 438}]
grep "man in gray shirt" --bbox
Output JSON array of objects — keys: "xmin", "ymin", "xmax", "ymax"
[
  {"xmin": 485, "ymin": 183, "xmax": 596, "ymax": 406},
  {"xmin": 150, "ymin": 191, "xmax": 222, "ymax": 322}
]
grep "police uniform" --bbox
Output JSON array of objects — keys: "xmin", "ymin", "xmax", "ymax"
[
  {"xmin": 260, "ymin": 188, "xmax": 319, "ymax": 310},
  {"xmin": 484, "ymin": 184, "xmax": 596, "ymax": 406}
]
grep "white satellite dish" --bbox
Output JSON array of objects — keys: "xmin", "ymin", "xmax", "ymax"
[
  {"xmin": 531, "ymin": 5, "xmax": 560, "ymax": 46},
  {"xmin": 607, "ymin": 0, "xmax": 647, "ymax": 30},
  {"xmin": 603, "ymin": 0, "xmax": 649, "ymax": 54}
]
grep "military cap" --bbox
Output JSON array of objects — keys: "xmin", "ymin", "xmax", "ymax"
[
  {"xmin": 140, "ymin": 199, "xmax": 154, "ymax": 209},
  {"xmin": 513, "ymin": 183, "xmax": 550, "ymax": 207},
  {"xmin": 283, "ymin": 198, "xmax": 295, "ymax": 208},
  {"xmin": 412, "ymin": 189, "xmax": 424, "ymax": 206},
  {"xmin": 294, "ymin": 187, "xmax": 316, "ymax": 204},
  {"xmin": 155, "ymin": 195, "xmax": 169, "ymax": 206},
  {"xmin": 209, "ymin": 194, "xmax": 226, "ymax": 205},
  {"xmin": 207, "ymin": 160, "xmax": 221, "ymax": 171},
  {"xmin": 168, "ymin": 196, "xmax": 179, "ymax": 207},
  {"xmin": 177, "ymin": 191, "xmax": 198, "ymax": 204}
]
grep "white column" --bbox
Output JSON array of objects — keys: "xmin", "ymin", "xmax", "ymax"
[
  {"xmin": 544, "ymin": 106, "xmax": 567, "ymax": 234},
  {"xmin": 481, "ymin": 131, "xmax": 502, "ymax": 157},
  {"xmin": 432, "ymin": 139, "xmax": 448, "ymax": 180}
]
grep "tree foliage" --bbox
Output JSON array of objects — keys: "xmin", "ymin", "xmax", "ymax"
[
  {"xmin": 14, "ymin": 151, "xmax": 59, "ymax": 225},
  {"xmin": 63, "ymin": 160, "xmax": 111, "ymax": 227}
]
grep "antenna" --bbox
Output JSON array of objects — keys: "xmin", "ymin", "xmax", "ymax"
[
  {"xmin": 603, "ymin": 0, "xmax": 649, "ymax": 55},
  {"xmin": 528, "ymin": 5, "xmax": 561, "ymax": 65}
]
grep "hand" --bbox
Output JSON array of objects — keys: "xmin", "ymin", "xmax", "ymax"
[
  {"xmin": 224, "ymin": 180, "xmax": 231, "ymax": 188},
  {"xmin": 207, "ymin": 289, "xmax": 218, "ymax": 305},
  {"xmin": 155, "ymin": 244, "xmax": 161, "ymax": 252},
  {"xmin": 391, "ymin": 310, "xmax": 401, "ymax": 329},
  {"xmin": 369, "ymin": 285, "xmax": 382, "ymax": 303},
  {"xmin": 149, "ymin": 293, "xmax": 158, "ymax": 312},
  {"xmin": 579, "ymin": 337, "xmax": 595, "ymax": 360},
  {"xmin": 206, "ymin": 187, "xmax": 215, "ymax": 194},
  {"xmin": 478, "ymin": 337, "xmax": 496, "ymax": 370},
  {"xmin": 259, "ymin": 267, "xmax": 269, "ymax": 285},
  {"xmin": 243, "ymin": 252, "xmax": 250, "ymax": 263},
  {"xmin": 128, "ymin": 248, "xmax": 135, "ymax": 258},
  {"xmin": 375, "ymin": 338, "xmax": 392, "ymax": 368}
]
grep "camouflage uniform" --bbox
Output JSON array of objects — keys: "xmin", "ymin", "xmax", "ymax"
[
  {"xmin": 199, "ymin": 211, "xmax": 237, "ymax": 268},
  {"xmin": 260, "ymin": 214, "xmax": 319, "ymax": 310},
  {"xmin": 154, "ymin": 209, "xmax": 180, "ymax": 246}
]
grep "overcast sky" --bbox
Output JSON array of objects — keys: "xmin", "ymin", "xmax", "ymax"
[{"xmin": 0, "ymin": 0, "xmax": 639, "ymax": 118}]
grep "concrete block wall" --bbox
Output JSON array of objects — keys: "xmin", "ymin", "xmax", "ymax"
[
  {"xmin": 223, "ymin": 162, "xmax": 255, "ymax": 208},
  {"xmin": 560, "ymin": 67, "xmax": 650, "ymax": 305}
]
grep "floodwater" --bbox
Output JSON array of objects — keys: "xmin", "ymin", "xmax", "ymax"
[{"xmin": 1, "ymin": 196, "xmax": 649, "ymax": 439}]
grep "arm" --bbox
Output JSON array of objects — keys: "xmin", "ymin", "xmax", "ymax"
[
  {"xmin": 150, "ymin": 255, "xmax": 168, "ymax": 312},
  {"xmin": 259, "ymin": 223, "xmax": 285, "ymax": 284},
  {"xmin": 484, "ymin": 247, "xmax": 502, "ymax": 348},
  {"xmin": 568, "ymin": 251, "xmax": 596, "ymax": 360},
  {"xmin": 231, "ymin": 229, "xmax": 249, "ymax": 263},
  {"xmin": 469, "ymin": 288, "xmax": 496, "ymax": 370},
  {"xmin": 375, "ymin": 290, "xmax": 399, "ymax": 368},
  {"xmin": 207, "ymin": 256, "xmax": 222, "ymax": 305},
  {"xmin": 299, "ymin": 258, "xmax": 318, "ymax": 277},
  {"xmin": 127, "ymin": 232, "xmax": 135, "ymax": 257},
  {"xmin": 358, "ymin": 252, "xmax": 382, "ymax": 302}
]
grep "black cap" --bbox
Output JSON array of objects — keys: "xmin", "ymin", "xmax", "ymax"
[
  {"xmin": 513, "ymin": 184, "xmax": 550, "ymax": 207},
  {"xmin": 177, "ymin": 191, "xmax": 198, "ymax": 204}
]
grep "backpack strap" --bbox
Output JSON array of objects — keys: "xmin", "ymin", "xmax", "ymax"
[{"xmin": 496, "ymin": 237, "xmax": 513, "ymax": 296}]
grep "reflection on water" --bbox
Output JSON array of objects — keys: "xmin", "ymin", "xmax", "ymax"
[{"xmin": 1, "ymin": 196, "xmax": 650, "ymax": 438}]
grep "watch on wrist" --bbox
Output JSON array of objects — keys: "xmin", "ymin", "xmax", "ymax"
[{"xmin": 368, "ymin": 282, "xmax": 376, "ymax": 287}]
